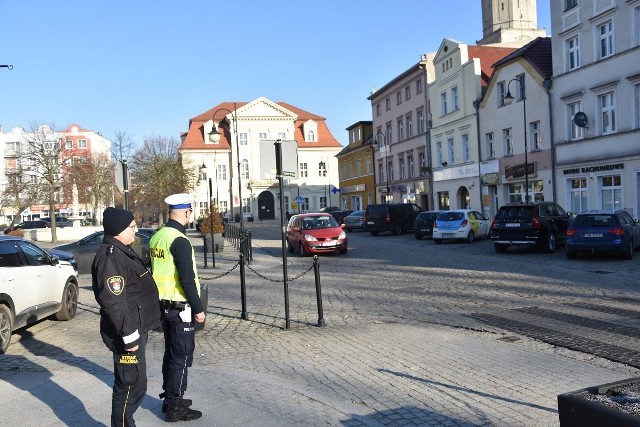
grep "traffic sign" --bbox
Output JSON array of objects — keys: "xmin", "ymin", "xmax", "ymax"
[
  {"xmin": 283, "ymin": 171, "xmax": 295, "ymax": 177},
  {"xmin": 295, "ymin": 196, "xmax": 304, "ymax": 203}
]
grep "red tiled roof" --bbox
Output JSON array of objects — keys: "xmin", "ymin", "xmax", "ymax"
[
  {"xmin": 491, "ymin": 37, "xmax": 552, "ymax": 79},
  {"xmin": 467, "ymin": 46, "xmax": 518, "ymax": 87},
  {"xmin": 180, "ymin": 100, "xmax": 342, "ymax": 151}
]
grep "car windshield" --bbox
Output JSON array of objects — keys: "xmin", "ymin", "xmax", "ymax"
[
  {"xmin": 573, "ymin": 214, "xmax": 616, "ymax": 227},
  {"xmin": 438, "ymin": 212, "xmax": 464, "ymax": 221},
  {"xmin": 302, "ymin": 216, "xmax": 339, "ymax": 229}
]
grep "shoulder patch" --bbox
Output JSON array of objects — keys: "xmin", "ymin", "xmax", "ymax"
[{"xmin": 107, "ymin": 276, "xmax": 125, "ymax": 295}]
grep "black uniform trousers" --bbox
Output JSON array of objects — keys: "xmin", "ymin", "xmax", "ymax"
[
  {"xmin": 161, "ymin": 308, "xmax": 196, "ymax": 407},
  {"xmin": 111, "ymin": 332, "xmax": 148, "ymax": 427}
]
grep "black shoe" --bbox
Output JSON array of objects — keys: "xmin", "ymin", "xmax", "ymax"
[
  {"xmin": 162, "ymin": 398, "xmax": 193, "ymax": 413},
  {"xmin": 166, "ymin": 406, "xmax": 202, "ymax": 422}
]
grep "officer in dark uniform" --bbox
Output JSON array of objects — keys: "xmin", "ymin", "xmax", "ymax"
[
  {"xmin": 150, "ymin": 193, "xmax": 204, "ymax": 422},
  {"xmin": 92, "ymin": 207, "xmax": 161, "ymax": 427}
]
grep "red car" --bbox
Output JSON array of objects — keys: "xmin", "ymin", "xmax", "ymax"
[{"xmin": 286, "ymin": 213, "xmax": 348, "ymax": 256}]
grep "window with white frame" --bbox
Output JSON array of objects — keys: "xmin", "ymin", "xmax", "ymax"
[
  {"xmin": 388, "ymin": 158, "xmax": 394, "ymax": 181},
  {"xmin": 397, "ymin": 118, "xmax": 404, "ymax": 141},
  {"xmin": 301, "ymin": 197, "xmax": 309, "ymax": 212},
  {"xmin": 259, "ymin": 132, "xmax": 267, "ymax": 141},
  {"xmin": 399, "ymin": 158, "xmax": 405, "ymax": 179},
  {"xmin": 240, "ymin": 159, "xmax": 249, "ymax": 179},
  {"xmin": 530, "ymin": 121, "xmax": 542, "ymax": 150},
  {"xmin": 65, "ymin": 140, "xmax": 72, "ymax": 149},
  {"xmin": 570, "ymin": 178, "xmax": 588, "ymax": 213},
  {"xmin": 219, "ymin": 201, "xmax": 228, "ymax": 213},
  {"xmin": 376, "ymin": 103, "xmax": 381, "ymax": 116},
  {"xmin": 396, "ymin": 91, "xmax": 402, "ymax": 105},
  {"xmin": 386, "ymin": 98, "xmax": 391, "ymax": 110},
  {"xmin": 349, "ymin": 158, "xmax": 354, "ymax": 178},
  {"xmin": 405, "ymin": 86, "xmax": 411, "ymax": 100},
  {"xmin": 565, "ymin": 0, "xmax": 577, "ymax": 10},
  {"xmin": 486, "ymin": 132, "xmax": 495, "ymax": 158},
  {"xmin": 416, "ymin": 78, "xmax": 423, "ymax": 94},
  {"xmin": 319, "ymin": 196, "xmax": 327, "ymax": 209},
  {"xmin": 417, "ymin": 110, "xmax": 425, "ymax": 133},
  {"xmin": 601, "ymin": 175, "xmax": 621, "ymax": 210},
  {"xmin": 78, "ymin": 139, "xmax": 87, "ymax": 148},
  {"xmin": 378, "ymin": 163, "xmax": 384, "ymax": 184},
  {"xmin": 277, "ymin": 132, "xmax": 286, "ymax": 140},
  {"xmin": 599, "ymin": 20, "xmax": 614, "ymax": 59},
  {"xmin": 357, "ymin": 158, "xmax": 362, "ymax": 176},
  {"xmin": 242, "ymin": 198, "xmax": 250, "ymax": 213},
  {"xmin": 419, "ymin": 153, "xmax": 425, "ymax": 175},
  {"xmin": 307, "ymin": 130, "xmax": 315, "ymax": 141},
  {"xmin": 440, "ymin": 92, "xmax": 448, "ymax": 115},
  {"xmin": 503, "ymin": 128, "xmax": 513, "ymax": 155},
  {"xmin": 451, "ymin": 86, "xmax": 459, "ymax": 111},
  {"xmin": 568, "ymin": 100, "xmax": 584, "ymax": 140},
  {"xmin": 447, "ymin": 138, "xmax": 455, "ymax": 164},
  {"xmin": 386, "ymin": 125, "xmax": 392, "ymax": 145},
  {"xmin": 408, "ymin": 156, "xmax": 414, "ymax": 178},
  {"xmin": 406, "ymin": 114, "xmax": 413, "ymax": 138},
  {"xmin": 461, "ymin": 134, "xmax": 470, "ymax": 162},
  {"xmin": 599, "ymin": 92, "xmax": 616, "ymax": 134},
  {"xmin": 567, "ymin": 35, "xmax": 580, "ymax": 71},
  {"xmin": 366, "ymin": 155, "xmax": 371, "ymax": 174},
  {"xmin": 497, "ymin": 81, "xmax": 506, "ymax": 107},
  {"xmin": 300, "ymin": 162, "xmax": 308, "ymax": 177},
  {"xmin": 218, "ymin": 164, "xmax": 226, "ymax": 180},
  {"xmin": 319, "ymin": 161, "xmax": 327, "ymax": 177},
  {"xmin": 436, "ymin": 141, "xmax": 442, "ymax": 166},
  {"xmin": 239, "ymin": 133, "xmax": 248, "ymax": 146}
]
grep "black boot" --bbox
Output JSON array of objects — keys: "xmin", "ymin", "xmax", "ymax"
[
  {"xmin": 166, "ymin": 405, "xmax": 202, "ymax": 422},
  {"xmin": 162, "ymin": 398, "xmax": 193, "ymax": 413}
]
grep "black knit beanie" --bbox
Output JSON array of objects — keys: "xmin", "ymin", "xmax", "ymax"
[{"xmin": 103, "ymin": 207, "xmax": 135, "ymax": 236}]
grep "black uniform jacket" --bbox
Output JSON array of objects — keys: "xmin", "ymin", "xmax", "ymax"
[{"xmin": 92, "ymin": 235, "xmax": 161, "ymax": 352}]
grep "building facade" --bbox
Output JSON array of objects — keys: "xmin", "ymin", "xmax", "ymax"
[
  {"xmin": 179, "ymin": 97, "xmax": 343, "ymax": 222},
  {"xmin": 368, "ymin": 53, "xmax": 435, "ymax": 210},
  {"xmin": 336, "ymin": 121, "xmax": 376, "ymax": 211},
  {"xmin": 550, "ymin": 0, "xmax": 640, "ymax": 216}
]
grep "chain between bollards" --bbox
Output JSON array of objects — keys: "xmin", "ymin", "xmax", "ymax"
[{"xmin": 313, "ymin": 255, "xmax": 325, "ymax": 327}]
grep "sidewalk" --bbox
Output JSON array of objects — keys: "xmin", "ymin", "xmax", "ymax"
[{"xmin": 1, "ymin": 224, "xmax": 638, "ymax": 426}]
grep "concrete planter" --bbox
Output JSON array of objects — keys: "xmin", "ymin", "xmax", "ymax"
[
  {"xmin": 204, "ymin": 233, "xmax": 224, "ymax": 253},
  {"xmin": 558, "ymin": 377, "xmax": 640, "ymax": 426}
]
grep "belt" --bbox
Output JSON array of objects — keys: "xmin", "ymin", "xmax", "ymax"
[{"xmin": 160, "ymin": 300, "xmax": 187, "ymax": 310}]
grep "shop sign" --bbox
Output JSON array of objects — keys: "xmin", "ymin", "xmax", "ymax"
[
  {"xmin": 505, "ymin": 162, "xmax": 536, "ymax": 180},
  {"xmin": 563, "ymin": 163, "xmax": 624, "ymax": 175}
]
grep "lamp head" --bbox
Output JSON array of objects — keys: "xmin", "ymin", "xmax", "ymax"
[
  {"xmin": 200, "ymin": 162, "xmax": 207, "ymax": 173},
  {"xmin": 503, "ymin": 91, "xmax": 515, "ymax": 105},
  {"xmin": 209, "ymin": 123, "xmax": 221, "ymax": 143}
]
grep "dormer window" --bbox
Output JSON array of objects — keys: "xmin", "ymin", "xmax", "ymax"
[{"xmin": 303, "ymin": 119, "xmax": 318, "ymax": 142}]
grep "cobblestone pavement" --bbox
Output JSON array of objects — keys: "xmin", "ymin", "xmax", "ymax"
[{"xmin": 2, "ymin": 221, "xmax": 640, "ymax": 426}]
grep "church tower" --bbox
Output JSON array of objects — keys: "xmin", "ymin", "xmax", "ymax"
[{"xmin": 477, "ymin": 0, "xmax": 546, "ymax": 46}]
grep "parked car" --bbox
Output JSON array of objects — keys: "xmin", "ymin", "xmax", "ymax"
[
  {"xmin": 286, "ymin": 213, "xmax": 347, "ymax": 256},
  {"xmin": 136, "ymin": 227, "xmax": 158, "ymax": 239},
  {"xmin": 414, "ymin": 210, "xmax": 445, "ymax": 240},
  {"xmin": 364, "ymin": 203, "xmax": 423, "ymax": 236},
  {"xmin": 10, "ymin": 220, "xmax": 50, "ymax": 231},
  {"xmin": 53, "ymin": 230, "xmax": 151, "ymax": 274},
  {"xmin": 0, "ymin": 235, "xmax": 79, "ymax": 354},
  {"xmin": 490, "ymin": 202, "xmax": 573, "ymax": 253},
  {"xmin": 44, "ymin": 248, "xmax": 79, "ymax": 275},
  {"xmin": 343, "ymin": 210, "xmax": 366, "ymax": 232},
  {"xmin": 41, "ymin": 217, "xmax": 74, "ymax": 228},
  {"xmin": 566, "ymin": 210, "xmax": 640, "ymax": 260},
  {"xmin": 330, "ymin": 210, "xmax": 354, "ymax": 225},
  {"xmin": 433, "ymin": 210, "xmax": 490, "ymax": 243},
  {"xmin": 319, "ymin": 206, "xmax": 341, "ymax": 213}
]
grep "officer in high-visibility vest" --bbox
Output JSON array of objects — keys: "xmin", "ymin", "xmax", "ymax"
[{"xmin": 150, "ymin": 193, "xmax": 204, "ymax": 423}]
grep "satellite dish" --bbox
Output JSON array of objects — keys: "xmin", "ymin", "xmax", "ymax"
[{"xmin": 574, "ymin": 112, "xmax": 589, "ymax": 128}]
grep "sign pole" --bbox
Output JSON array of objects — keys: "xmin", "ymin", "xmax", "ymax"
[{"xmin": 275, "ymin": 139, "xmax": 290, "ymax": 329}]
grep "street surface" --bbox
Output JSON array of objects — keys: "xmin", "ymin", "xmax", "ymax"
[{"xmin": 2, "ymin": 219, "xmax": 640, "ymax": 426}]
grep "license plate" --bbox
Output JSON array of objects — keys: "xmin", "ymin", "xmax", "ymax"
[
  {"xmin": 505, "ymin": 223, "xmax": 520, "ymax": 227},
  {"xmin": 367, "ymin": 221, "xmax": 374, "ymax": 225},
  {"xmin": 583, "ymin": 233, "xmax": 603, "ymax": 238},
  {"xmin": 420, "ymin": 228, "xmax": 431, "ymax": 232},
  {"xmin": 442, "ymin": 233, "xmax": 454, "ymax": 237},
  {"xmin": 322, "ymin": 241, "xmax": 337, "ymax": 246}
]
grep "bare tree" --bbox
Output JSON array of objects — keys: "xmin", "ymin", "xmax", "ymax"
[
  {"xmin": 0, "ymin": 154, "xmax": 45, "ymax": 229},
  {"xmin": 129, "ymin": 135, "xmax": 196, "ymax": 223},
  {"xmin": 64, "ymin": 153, "xmax": 115, "ymax": 225}
]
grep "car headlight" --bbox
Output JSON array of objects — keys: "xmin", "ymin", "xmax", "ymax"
[
  {"xmin": 339, "ymin": 231, "xmax": 346, "ymax": 239},
  {"xmin": 304, "ymin": 234, "xmax": 318, "ymax": 242}
]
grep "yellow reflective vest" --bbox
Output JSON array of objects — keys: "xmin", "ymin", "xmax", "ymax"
[{"xmin": 150, "ymin": 226, "xmax": 200, "ymax": 302}]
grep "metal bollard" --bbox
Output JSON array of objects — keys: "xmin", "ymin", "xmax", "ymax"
[
  {"xmin": 203, "ymin": 236, "xmax": 208, "ymax": 269},
  {"xmin": 239, "ymin": 253, "xmax": 248, "ymax": 320},
  {"xmin": 313, "ymin": 255, "xmax": 325, "ymax": 327}
]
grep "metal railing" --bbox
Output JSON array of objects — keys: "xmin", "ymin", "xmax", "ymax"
[{"xmin": 224, "ymin": 222, "xmax": 252, "ymax": 263}]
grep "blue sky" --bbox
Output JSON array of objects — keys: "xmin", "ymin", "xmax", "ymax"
[{"xmin": 0, "ymin": 1, "xmax": 550, "ymax": 148}]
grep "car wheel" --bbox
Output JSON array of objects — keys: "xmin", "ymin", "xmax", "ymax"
[
  {"xmin": 623, "ymin": 240, "xmax": 633, "ymax": 260},
  {"xmin": 55, "ymin": 280, "xmax": 78, "ymax": 321},
  {"xmin": 544, "ymin": 232, "xmax": 557, "ymax": 253},
  {"xmin": 494, "ymin": 243, "xmax": 508, "ymax": 253},
  {"xmin": 287, "ymin": 238, "xmax": 294, "ymax": 253},
  {"xmin": 415, "ymin": 234, "xmax": 423, "ymax": 240},
  {"xmin": 370, "ymin": 231, "xmax": 379, "ymax": 236},
  {"xmin": 299, "ymin": 242, "xmax": 309, "ymax": 257},
  {"xmin": 434, "ymin": 239, "xmax": 442, "ymax": 244},
  {"xmin": 392, "ymin": 225, "xmax": 402, "ymax": 235},
  {"xmin": 566, "ymin": 250, "xmax": 577, "ymax": 259},
  {"xmin": 0, "ymin": 304, "xmax": 13, "ymax": 354},
  {"xmin": 466, "ymin": 231, "xmax": 475, "ymax": 243}
]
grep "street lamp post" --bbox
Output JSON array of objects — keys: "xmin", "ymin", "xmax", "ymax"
[
  {"xmin": 319, "ymin": 160, "xmax": 328, "ymax": 208},
  {"xmin": 208, "ymin": 103, "xmax": 244, "ymax": 232},
  {"xmin": 376, "ymin": 130, "xmax": 391, "ymax": 204},
  {"xmin": 504, "ymin": 78, "xmax": 529, "ymax": 203},
  {"xmin": 199, "ymin": 163, "xmax": 215, "ymax": 268}
]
